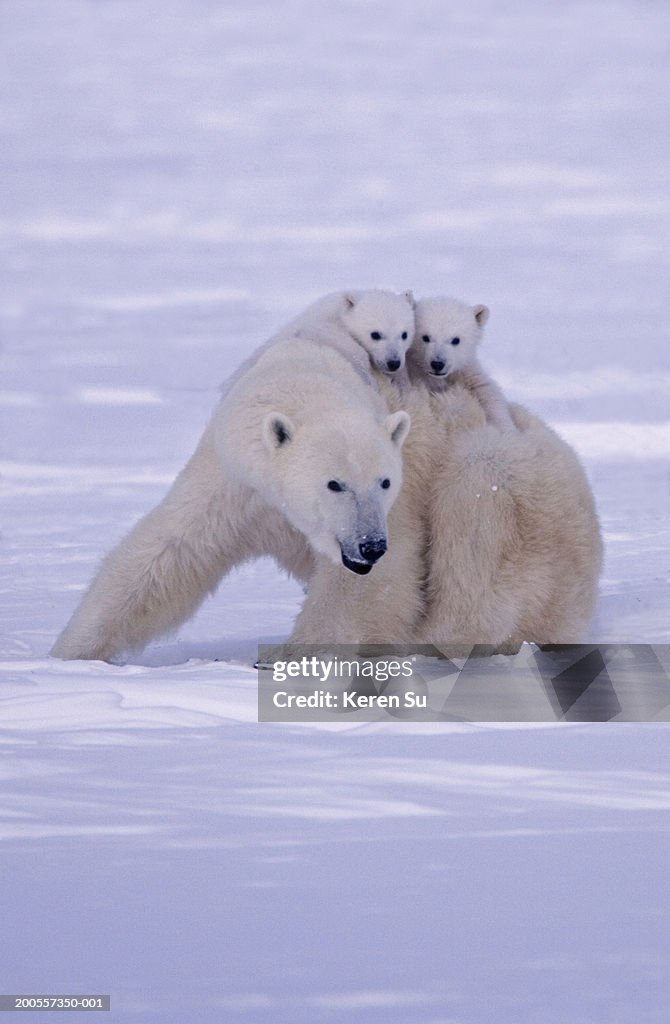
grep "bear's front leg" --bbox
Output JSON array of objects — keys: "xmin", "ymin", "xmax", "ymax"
[{"xmin": 50, "ymin": 433, "xmax": 266, "ymax": 662}]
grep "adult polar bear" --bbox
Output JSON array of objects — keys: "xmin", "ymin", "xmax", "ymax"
[
  {"xmin": 51, "ymin": 330, "xmax": 602, "ymax": 661},
  {"xmin": 51, "ymin": 337, "xmax": 417, "ymax": 662}
]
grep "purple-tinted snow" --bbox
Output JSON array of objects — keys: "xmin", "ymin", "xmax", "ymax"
[{"xmin": 1, "ymin": 2, "xmax": 669, "ymax": 1021}]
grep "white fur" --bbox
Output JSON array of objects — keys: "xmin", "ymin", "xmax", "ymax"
[
  {"xmin": 408, "ymin": 296, "xmax": 514, "ymax": 430},
  {"xmin": 287, "ymin": 377, "xmax": 602, "ymax": 650},
  {"xmin": 412, "ymin": 382, "xmax": 602, "ymax": 647},
  {"xmin": 51, "ymin": 338, "xmax": 410, "ymax": 661},
  {"xmin": 274, "ymin": 289, "xmax": 416, "ymax": 380},
  {"xmin": 51, "ymin": 331, "xmax": 602, "ymax": 662}
]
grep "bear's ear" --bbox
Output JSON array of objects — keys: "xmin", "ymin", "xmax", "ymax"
[
  {"xmin": 403, "ymin": 289, "xmax": 415, "ymax": 308},
  {"xmin": 344, "ymin": 292, "xmax": 357, "ymax": 310},
  {"xmin": 385, "ymin": 410, "xmax": 411, "ymax": 449},
  {"xmin": 263, "ymin": 412, "xmax": 295, "ymax": 452},
  {"xmin": 473, "ymin": 304, "xmax": 489, "ymax": 326}
]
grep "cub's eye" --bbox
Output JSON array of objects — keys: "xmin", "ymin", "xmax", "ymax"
[
  {"xmin": 401, "ymin": 332, "xmax": 408, "ymax": 341},
  {"xmin": 370, "ymin": 331, "xmax": 382, "ymax": 341},
  {"xmin": 451, "ymin": 337, "xmax": 460, "ymax": 346},
  {"xmin": 380, "ymin": 478, "xmax": 391, "ymax": 490},
  {"xmin": 422, "ymin": 335, "xmax": 431, "ymax": 343},
  {"xmin": 327, "ymin": 480, "xmax": 344, "ymax": 492}
]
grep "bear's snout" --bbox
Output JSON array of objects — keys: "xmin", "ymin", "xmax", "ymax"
[
  {"xmin": 386, "ymin": 358, "xmax": 401, "ymax": 372},
  {"xmin": 430, "ymin": 359, "xmax": 446, "ymax": 374},
  {"xmin": 359, "ymin": 537, "xmax": 387, "ymax": 564},
  {"xmin": 340, "ymin": 535, "xmax": 388, "ymax": 575}
]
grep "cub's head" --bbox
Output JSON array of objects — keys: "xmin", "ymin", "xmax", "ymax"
[
  {"xmin": 341, "ymin": 289, "xmax": 415, "ymax": 376},
  {"xmin": 262, "ymin": 407, "xmax": 411, "ymax": 573},
  {"xmin": 411, "ymin": 296, "xmax": 489, "ymax": 380}
]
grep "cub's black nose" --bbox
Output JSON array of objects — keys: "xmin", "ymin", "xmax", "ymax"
[
  {"xmin": 386, "ymin": 359, "xmax": 401, "ymax": 372},
  {"xmin": 359, "ymin": 538, "xmax": 387, "ymax": 564},
  {"xmin": 431, "ymin": 359, "xmax": 445, "ymax": 373}
]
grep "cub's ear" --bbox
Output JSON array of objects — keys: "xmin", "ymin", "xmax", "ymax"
[
  {"xmin": 473, "ymin": 304, "xmax": 490, "ymax": 326},
  {"xmin": 263, "ymin": 412, "xmax": 295, "ymax": 452},
  {"xmin": 385, "ymin": 410, "xmax": 411, "ymax": 449},
  {"xmin": 403, "ymin": 289, "xmax": 415, "ymax": 308},
  {"xmin": 344, "ymin": 292, "xmax": 357, "ymax": 310}
]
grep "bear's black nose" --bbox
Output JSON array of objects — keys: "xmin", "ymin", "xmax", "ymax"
[
  {"xmin": 386, "ymin": 359, "xmax": 401, "ymax": 372},
  {"xmin": 359, "ymin": 538, "xmax": 387, "ymax": 564},
  {"xmin": 431, "ymin": 359, "xmax": 445, "ymax": 373}
]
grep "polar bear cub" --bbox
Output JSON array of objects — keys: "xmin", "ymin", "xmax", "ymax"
[
  {"xmin": 408, "ymin": 296, "xmax": 514, "ymax": 430},
  {"xmin": 275, "ymin": 289, "xmax": 416, "ymax": 380}
]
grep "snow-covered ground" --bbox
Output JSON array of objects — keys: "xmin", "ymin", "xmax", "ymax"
[{"xmin": 1, "ymin": 1, "xmax": 669, "ymax": 1021}]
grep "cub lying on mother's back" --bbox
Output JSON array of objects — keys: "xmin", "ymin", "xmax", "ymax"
[
  {"xmin": 273, "ymin": 288, "xmax": 415, "ymax": 380},
  {"xmin": 408, "ymin": 296, "xmax": 514, "ymax": 430}
]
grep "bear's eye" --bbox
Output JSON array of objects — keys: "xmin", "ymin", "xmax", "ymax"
[
  {"xmin": 327, "ymin": 480, "xmax": 344, "ymax": 492},
  {"xmin": 370, "ymin": 331, "xmax": 382, "ymax": 341},
  {"xmin": 380, "ymin": 478, "xmax": 391, "ymax": 490},
  {"xmin": 422, "ymin": 335, "xmax": 431, "ymax": 343},
  {"xmin": 451, "ymin": 337, "xmax": 460, "ymax": 346},
  {"xmin": 401, "ymin": 332, "xmax": 408, "ymax": 341}
]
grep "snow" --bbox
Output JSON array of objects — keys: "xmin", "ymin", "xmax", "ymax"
[{"xmin": 1, "ymin": 0, "xmax": 669, "ymax": 1021}]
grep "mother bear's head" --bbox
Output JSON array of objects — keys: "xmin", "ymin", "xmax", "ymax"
[
  {"xmin": 214, "ymin": 336, "xmax": 411, "ymax": 575},
  {"xmin": 260, "ymin": 408, "xmax": 410, "ymax": 573}
]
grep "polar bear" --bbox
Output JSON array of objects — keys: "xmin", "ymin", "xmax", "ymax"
[
  {"xmin": 408, "ymin": 296, "xmax": 514, "ymax": 430},
  {"xmin": 51, "ymin": 327, "xmax": 602, "ymax": 662},
  {"xmin": 274, "ymin": 289, "xmax": 415, "ymax": 380},
  {"xmin": 50, "ymin": 337, "xmax": 412, "ymax": 662}
]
